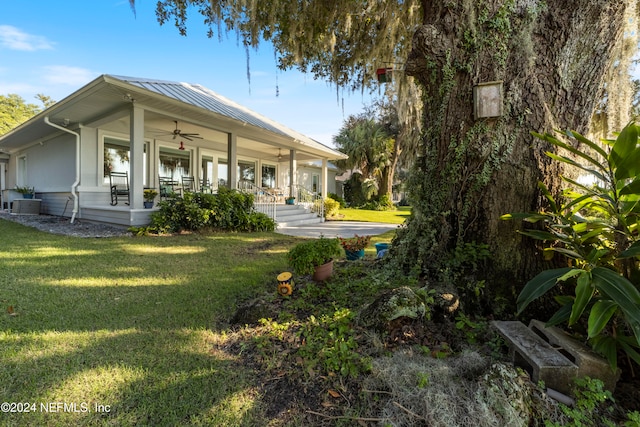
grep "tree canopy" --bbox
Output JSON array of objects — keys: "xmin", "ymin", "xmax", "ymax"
[
  {"xmin": 138, "ymin": 0, "xmax": 639, "ymax": 312},
  {"xmin": 0, "ymin": 94, "xmax": 54, "ymax": 135}
]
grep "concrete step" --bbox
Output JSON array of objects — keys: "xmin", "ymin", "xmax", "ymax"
[{"xmin": 275, "ymin": 204, "xmax": 322, "ymax": 227}]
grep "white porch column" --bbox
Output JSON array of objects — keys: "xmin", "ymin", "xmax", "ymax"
[
  {"xmin": 289, "ymin": 149, "xmax": 297, "ymax": 197},
  {"xmin": 227, "ymin": 132, "xmax": 238, "ymax": 189},
  {"xmin": 130, "ymin": 105, "xmax": 144, "ymax": 209},
  {"xmin": 321, "ymin": 158, "xmax": 328, "ymax": 199}
]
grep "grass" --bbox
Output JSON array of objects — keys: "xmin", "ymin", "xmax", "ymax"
[
  {"xmin": 0, "ymin": 219, "xmax": 306, "ymax": 426},
  {"xmin": 330, "ymin": 206, "xmax": 411, "ymax": 224}
]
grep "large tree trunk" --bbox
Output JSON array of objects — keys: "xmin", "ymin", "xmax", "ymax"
[{"xmin": 391, "ymin": 0, "xmax": 628, "ymax": 313}]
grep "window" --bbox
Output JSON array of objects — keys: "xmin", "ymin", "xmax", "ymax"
[
  {"xmin": 262, "ymin": 164, "xmax": 276, "ymax": 188},
  {"xmin": 159, "ymin": 147, "xmax": 190, "ymax": 181},
  {"xmin": 312, "ymin": 174, "xmax": 320, "ymax": 193},
  {"xmin": 218, "ymin": 158, "xmax": 228, "ymax": 187},
  {"xmin": 103, "ymin": 137, "xmax": 148, "ymax": 185},
  {"xmin": 238, "ymin": 160, "xmax": 255, "ymax": 185}
]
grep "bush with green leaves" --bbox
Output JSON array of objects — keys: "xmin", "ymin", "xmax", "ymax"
[
  {"xmin": 142, "ymin": 187, "xmax": 275, "ymax": 233},
  {"xmin": 502, "ymin": 123, "xmax": 640, "ymax": 371},
  {"xmin": 287, "ymin": 236, "xmax": 343, "ymax": 276},
  {"xmin": 324, "ymin": 197, "xmax": 340, "ymax": 218},
  {"xmin": 328, "ymin": 192, "xmax": 347, "ymax": 208},
  {"xmin": 297, "ymin": 308, "xmax": 371, "ymax": 378}
]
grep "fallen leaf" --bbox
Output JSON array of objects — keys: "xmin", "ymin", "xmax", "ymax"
[
  {"xmin": 7, "ymin": 306, "xmax": 13, "ymax": 314},
  {"xmin": 328, "ymin": 389, "xmax": 340, "ymax": 398}
]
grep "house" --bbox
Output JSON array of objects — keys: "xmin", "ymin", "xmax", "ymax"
[{"xmin": 0, "ymin": 75, "xmax": 347, "ymax": 226}]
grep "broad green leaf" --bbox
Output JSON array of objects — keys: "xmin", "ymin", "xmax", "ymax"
[
  {"xmin": 566, "ymin": 129, "xmax": 609, "ymax": 160},
  {"xmin": 591, "ymin": 335, "xmax": 619, "ymax": 372},
  {"xmin": 591, "ymin": 267, "xmax": 640, "ymax": 344},
  {"xmin": 587, "ymin": 300, "xmax": 618, "ymax": 338},
  {"xmin": 549, "ymin": 247, "xmax": 584, "ymax": 260},
  {"xmin": 618, "ymin": 337, "xmax": 640, "ymax": 365},
  {"xmin": 517, "ymin": 229, "xmax": 561, "ymax": 241},
  {"xmin": 616, "ymin": 146, "xmax": 640, "ymax": 181},
  {"xmin": 619, "ymin": 240, "xmax": 640, "ymax": 258},
  {"xmin": 547, "ymin": 301, "xmax": 573, "ymax": 327},
  {"xmin": 570, "ymin": 271, "xmax": 594, "ymax": 325},
  {"xmin": 500, "ymin": 212, "xmax": 549, "ymax": 222},
  {"xmin": 542, "ymin": 134, "xmax": 608, "ymax": 172},
  {"xmin": 557, "ymin": 269, "xmax": 584, "ymax": 282},
  {"xmin": 611, "ymin": 123, "xmax": 639, "ymax": 179},
  {"xmin": 619, "ymin": 177, "xmax": 640, "ymax": 196},
  {"xmin": 545, "ymin": 152, "xmax": 607, "ymax": 182},
  {"xmin": 517, "ymin": 267, "xmax": 574, "ymax": 314}
]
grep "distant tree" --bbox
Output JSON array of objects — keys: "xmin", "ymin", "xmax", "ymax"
[
  {"xmin": 334, "ymin": 114, "xmax": 395, "ymax": 201},
  {"xmin": 0, "ymin": 93, "xmax": 54, "ymax": 135}
]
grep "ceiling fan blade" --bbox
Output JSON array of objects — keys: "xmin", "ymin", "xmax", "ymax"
[{"xmin": 182, "ymin": 135, "xmax": 193, "ymax": 141}]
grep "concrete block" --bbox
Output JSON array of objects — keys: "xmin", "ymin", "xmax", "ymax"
[
  {"xmin": 492, "ymin": 320, "xmax": 578, "ymax": 395},
  {"xmin": 529, "ymin": 319, "xmax": 619, "ymax": 392}
]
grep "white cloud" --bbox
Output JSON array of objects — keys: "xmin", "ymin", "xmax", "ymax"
[
  {"xmin": 0, "ymin": 25, "xmax": 54, "ymax": 51},
  {"xmin": 42, "ymin": 66, "xmax": 97, "ymax": 86}
]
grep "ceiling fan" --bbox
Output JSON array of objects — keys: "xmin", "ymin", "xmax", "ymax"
[{"xmin": 166, "ymin": 120, "xmax": 202, "ymax": 141}]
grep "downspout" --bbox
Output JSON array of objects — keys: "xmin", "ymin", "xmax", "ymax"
[{"xmin": 44, "ymin": 116, "xmax": 80, "ymax": 223}]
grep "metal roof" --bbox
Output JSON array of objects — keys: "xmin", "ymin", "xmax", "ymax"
[
  {"xmin": 0, "ymin": 74, "xmax": 347, "ymax": 160},
  {"xmin": 110, "ymin": 75, "xmax": 333, "ymax": 152}
]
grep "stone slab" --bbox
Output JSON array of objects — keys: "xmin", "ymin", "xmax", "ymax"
[
  {"xmin": 529, "ymin": 319, "xmax": 619, "ymax": 392},
  {"xmin": 492, "ymin": 320, "xmax": 578, "ymax": 395}
]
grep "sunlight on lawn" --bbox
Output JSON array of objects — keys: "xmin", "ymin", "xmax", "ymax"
[
  {"xmin": 48, "ymin": 275, "xmax": 182, "ymax": 287},
  {"xmin": 0, "ymin": 247, "xmax": 99, "ymax": 260},
  {"xmin": 125, "ymin": 245, "xmax": 206, "ymax": 255},
  {"xmin": 0, "ymin": 224, "xmax": 305, "ymax": 425},
  {"xmin": 0, "ymin": 327, "xmax": 260, "ymax": 425}
]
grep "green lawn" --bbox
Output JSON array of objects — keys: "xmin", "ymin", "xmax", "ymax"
[
  {"xmin": 0, "ymin": 220, "xmax": 308, "ymax": 426},
  {"xmin": 330, "ymin": 206, "xmax": 411, "ymax": 224}
]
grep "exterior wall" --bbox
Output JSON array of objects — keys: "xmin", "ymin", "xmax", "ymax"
[{"xmin": 8, "ymin": 133, "xmax": 75, "ymax": 191}]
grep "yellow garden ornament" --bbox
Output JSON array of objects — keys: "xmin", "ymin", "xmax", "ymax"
[{"xmin": 277, "ymin": 272, "xmax": 294, "ymax": 297}]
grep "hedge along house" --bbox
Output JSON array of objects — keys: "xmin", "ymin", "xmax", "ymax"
[{"xmin": 0, "ymin": 75, "xmax": 347, "ymax": 226}]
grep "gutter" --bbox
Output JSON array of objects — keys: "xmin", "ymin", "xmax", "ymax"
[{"xmin": 44, "ymin": 117, "xmax": 80, "ymax": 223}]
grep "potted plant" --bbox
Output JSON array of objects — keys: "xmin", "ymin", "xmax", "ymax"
[
  {"xmin": 143, "ymin": 188, "xmax": 158, "ymax": 208},
  {"xmin": 339, "ymin": 234, "xmax": 371, "ymax": 260},
  {"xmin": 285, "ymin": 196, "xmax": 296, "ymax": 205},
  {"xmin": 287, "ymin": 236, "xmax": 342, "ymax": 281},
  {"xmin": 15, "ymin": 186, "xmax": 35, "ymax": 199}
]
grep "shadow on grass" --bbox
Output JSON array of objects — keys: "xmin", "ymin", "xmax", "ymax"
[
  {"xmin": 1, "ymin": 328, "xmax": 264, "ymax": 425},
  {"xmin": 0, "ymin": 220, "xmax": 299, "ymax": 425}
]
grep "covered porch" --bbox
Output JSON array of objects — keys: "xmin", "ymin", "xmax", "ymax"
[{"xmin": 0, "ymin": 75, "xmax": 347, "ymax": 226}]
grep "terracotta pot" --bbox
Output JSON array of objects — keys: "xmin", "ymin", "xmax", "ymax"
[{"xmin": 312, "ymin": 259, "xmax": 334, "ymax": 282}]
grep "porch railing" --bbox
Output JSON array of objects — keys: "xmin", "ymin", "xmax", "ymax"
[
  {"xmin": 237, "ymin": 181, "xmax": 277, "ymax": 222},
  {"xmin": 286, "ymin": 184, "xmax": 324, "ymax": 220}
]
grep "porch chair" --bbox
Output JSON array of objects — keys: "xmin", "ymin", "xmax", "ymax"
[
  {"xmin": 109, "ymin": 171, "xmax": 130, "ymax": 206},
  {"xmin": 159, "ymin": 176, "xmax": 177, "ymax": 199},
  {"xmin": 200, "ymin": 179, "xmax": 212, "ymax": 194},
  {"xmin": 182, "ymin": 176, "xmax": 196, "ymax": 193}
]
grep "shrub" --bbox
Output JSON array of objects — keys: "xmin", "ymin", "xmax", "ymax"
[
  {"xmin": 328, "ymin": 192, "xmax": 347, "ymax": 208},
  {"xmin": 503, "ymin": 123, "xmax": 640, "ymax": 371},
  {"xmin": 287, "ymin": 237, "xmax": 342, "ymax": 275},
  {"xmin": 362, "ymin": 194, "xmax": 396, "ymax": 211},
  {"xmin": 324, "ymin": 197, "xmax": 340, "ymax": 218},
  {"xmin": 144, "ymin": 187, "xmax": 275, "ymax": 233}
]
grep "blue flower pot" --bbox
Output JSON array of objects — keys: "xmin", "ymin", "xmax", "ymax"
[
  {"xmin": 374, "ymin": 243, "xmax": 389, "ymax": 255},
  {"xmin": 345, "ymin": 249, "xmax": 365, "ymax": 261}
]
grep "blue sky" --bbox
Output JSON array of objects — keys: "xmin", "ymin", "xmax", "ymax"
[{"xmin": 0, "ymin": 1, "xmax": 376, "ymax": 147}]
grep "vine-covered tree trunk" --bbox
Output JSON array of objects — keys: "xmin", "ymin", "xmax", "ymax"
[{"xmin": 392, "ymin": 0, "xmax": 628, "ymax": 311}]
